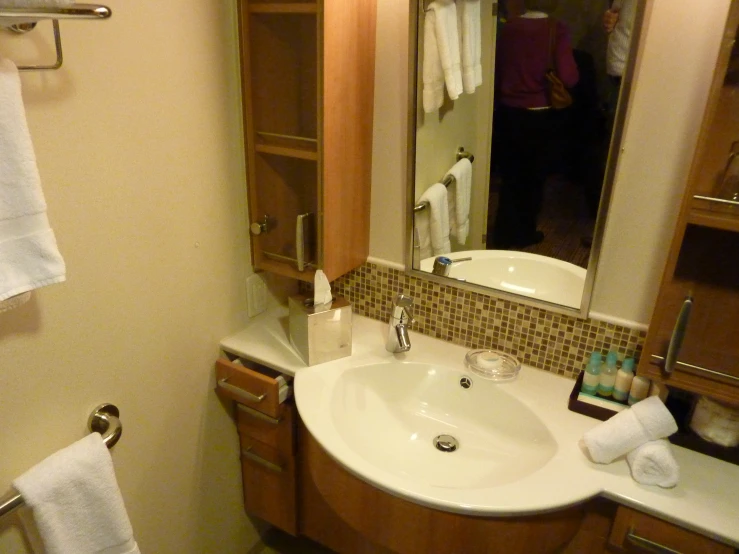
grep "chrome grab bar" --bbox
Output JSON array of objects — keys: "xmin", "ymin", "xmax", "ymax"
[{"xmin": 0, "ymin": 403, "xmax": 122, "ymax": 520}]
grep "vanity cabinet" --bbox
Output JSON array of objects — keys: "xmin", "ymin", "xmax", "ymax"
[
  {"xmin": 638, "ymin": 0, "xmax": 739, "ymax": 405},
  {"xmin": 215, "ymin": 358, "xmax": 298, "ymax": 534},
  {"xmin": 236, "ymin": 0, "xmax": 377, "ymax": 282}
]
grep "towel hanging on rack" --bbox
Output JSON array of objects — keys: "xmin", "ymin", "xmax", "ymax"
[{"xmin": 0, "ymin": 58, "xmax": 66, "ymax": 302}]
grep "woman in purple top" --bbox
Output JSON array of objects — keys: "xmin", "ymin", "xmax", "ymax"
[{"xmin": 490, "ymin": 0, "xmax": 579, "ymax": 249}]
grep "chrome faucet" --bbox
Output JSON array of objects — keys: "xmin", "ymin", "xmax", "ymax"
[{"xmin": 386, "ymin": 294, "xmax": 414, "ymax": 353}]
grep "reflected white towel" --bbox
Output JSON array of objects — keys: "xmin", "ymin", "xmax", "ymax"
[
  {"xmin": 0, "ymin": 58, "xmax": 66, "ymax": 301},
  {"xmin": 13, "ymin": 433, "xmax": 140, "ymax": 554},
  {"xmin": 425, "ymin": 0, "xmax": 463, "ymax": 110},
  {"xmin": 457, "ymin": 0, "xmax": 482, "ymax": 93},
  {"xmin": 416, "ymin": 183, "xmax": 451, "ymax": 256},
  {"xmin": 0, "ymin": 290, "xmax": 31, "ymax": 313},
  {"xmin": 582, "ymin": 396, "xmax": 678, "ymax": 464},
  {"xmin": 445, "ymin": 159, "xmax": 472, "ymax": 244},
  {"xmin": 627, "ymin": 439, "xmax": 679, "ymax": 488},
  {"xmin": 422, "ymin": 7, "xmax": 444, "ymax": 113}
]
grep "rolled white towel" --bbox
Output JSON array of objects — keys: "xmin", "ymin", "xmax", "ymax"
[
  {"xmin": 582, "ymin": 396, "xmax": 678, "ymax": 464},
  {"xmin": 627, "ymin": 439, "xmax": 679, "ymax": 488}
]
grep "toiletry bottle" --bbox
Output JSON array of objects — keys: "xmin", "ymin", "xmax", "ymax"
[
  {"xmin": 581, "ymin": 352, "xmax": 602, "ymax": 395},
  {"xmin": 612, "ymin": 358, "xmax": 635, "ymax": 402},
  {"xmin": 628, "ymin": 376, "xmax": 651, "ymax": 405},
  {"xmin": 597, "ymin": 351, "xmax": 618, "ymax": 397}
]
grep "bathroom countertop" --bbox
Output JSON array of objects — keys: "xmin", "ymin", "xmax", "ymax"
[{"xmin": 220, "ymin": 306, "xmax": 739, "ymax": 548}]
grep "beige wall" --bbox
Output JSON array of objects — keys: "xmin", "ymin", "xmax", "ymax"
[
  {"xmin": 0, "ymin": 1, "xmax": 260, "ymax": 552},
  {"xmin": 370, "ymin": 0, "xmax": 731, "ymax": 327}
]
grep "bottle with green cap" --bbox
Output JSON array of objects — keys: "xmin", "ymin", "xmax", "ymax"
[
  {"xmin": 613, "ymin": 358, "xmax": 635, "ymax": 402},
  {"xmin": 597, "ymin": 351, "xmax": 618, "ymax": 397},
  {"xmin": 581, "ymin": 351, "xmax": 602, "ymax": 395}
]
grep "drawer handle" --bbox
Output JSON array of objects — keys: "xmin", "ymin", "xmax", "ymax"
[
  {"xmin": 241, "ymin": 446, "xmax": 283, "ymax": 473},
  {"xmin": 626, "ymin": 528, "xmax": 682, "ymax": 554},
  {"xmin": 237, "ymin": 403, "xmax": 281, "ymax": 425},
  {"xmin": 664, "ymin": 296, "xmax": 692, "ymax": 374},
  {"xmin": 217, "ymin": 377, "xmax": 265, "ymax": 403}
]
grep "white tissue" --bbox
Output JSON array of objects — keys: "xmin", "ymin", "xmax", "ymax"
[{"xmin": 313, "ymin": 269, "xmax": 332, "ymax": 310}]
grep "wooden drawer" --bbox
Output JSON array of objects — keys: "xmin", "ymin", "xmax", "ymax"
[
  {"xmin": 240, "ymin": 435, "xmax": 297, "ymax": 535},
  {"xmin": 214, "ymin": 357, "xmax": 289, "ymax": 419},
  {"xmin": 608, "ymin": 506, "xmax": 733, "ymax": 554},
  {"xmin": 236, "ymin": 400, "xmax": 295, "ymax": 455}
]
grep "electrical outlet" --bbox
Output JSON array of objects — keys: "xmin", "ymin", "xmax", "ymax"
[{"xmin": 246, "ymin": 273, "xmax": 267, "ymax": 318}]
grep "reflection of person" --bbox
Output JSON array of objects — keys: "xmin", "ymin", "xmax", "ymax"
[{"xmin": 491, "ymin": 0, "xmax": 579, "ymax": 249}]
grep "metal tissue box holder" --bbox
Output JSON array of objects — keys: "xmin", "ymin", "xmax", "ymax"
[{"xmin": 289, "ymin": 294, "xmax": 352, "ymax": 366}]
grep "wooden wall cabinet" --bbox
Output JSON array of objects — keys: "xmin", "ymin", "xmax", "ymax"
[
  {"xmin": 638, "ymin": 0, "xmax": 739, "ymax": 405},
  {"xmin": 237, "ymin": 0, "xmax": 377, "ymax": 282}
]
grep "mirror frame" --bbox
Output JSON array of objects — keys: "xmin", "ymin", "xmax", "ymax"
[{"xmin": 405, "ymin": 0, "xmax": 649, "ymax": 317}]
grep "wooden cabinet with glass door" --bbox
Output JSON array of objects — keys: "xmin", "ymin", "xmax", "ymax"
[
  {"xmin": 237, "ymin": 0, "xmax": 377, "ymax": 282},
  {"xmin": 639, "ymin": 0, "xmax": 739, "ymax": 404}
]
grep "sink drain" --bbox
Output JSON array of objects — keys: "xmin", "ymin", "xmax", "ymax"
[{"xmin": 433, "ymin": 434, "xmax": 459, "ymax": 453}]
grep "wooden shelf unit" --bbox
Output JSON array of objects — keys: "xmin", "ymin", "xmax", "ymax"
[
  {"xmin": 638, "ymin": 0, "xmax": 739, "ymax": 404},
  {"xmin": 237, "ymin": 0, "xmax": 376, "ymax": 282}
]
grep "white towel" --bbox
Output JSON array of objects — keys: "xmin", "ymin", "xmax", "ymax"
[
  {"xmin": 423, "ymin": 0, "xmax": 463, "ymax": 113},
  {"xmin": 0, "ymin": 290, "xmax": 31, "ymax": 313},
  {"xmin": 581, "ymin": 396, "xmax": 678, "ymax": 464},
  {"xmin": 13, "ymin": 433, "xmax": 140, "ymax": 554},
  {"xmin": 422, "ymin": 7, "xmax": 444, "ymax": 113},
  {"xmin": 626, "ymin": 439, "xmax": 680, "ymax": 488},
  {"xmin": 416, "ymin": 183, "xmax": 451, "ymax": 256},
  {"xmin": 445, "ymin": 159, "xmax": 472, "ymax": 244},
  {"xmin": 456, "ymin": 0, "xmax": 482, "ymax": 94},
  {"xmin": 0, "ymin": 58, "xmax": 66, "ymax": 302}
]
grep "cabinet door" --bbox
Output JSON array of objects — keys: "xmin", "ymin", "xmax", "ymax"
[
  {"xmin": 642, "ymin": 226, "xmax": 739, "ymax": 404},
  {"xmin": 688, "ymin": 0, "xmax": 739, "ymax": 231},
  {"xmin": 239, "ymin": 1, "xmax": 319, "ymax": 278}
]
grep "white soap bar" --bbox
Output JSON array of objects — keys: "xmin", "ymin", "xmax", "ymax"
[{"xmin": 476, "ymin": 352, "xmax": 502, "ymax": 370}]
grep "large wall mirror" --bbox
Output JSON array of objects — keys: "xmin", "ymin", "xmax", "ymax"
[{"xmin": 407, "ymin": 0, "xmax": 646, "ymax": 315}]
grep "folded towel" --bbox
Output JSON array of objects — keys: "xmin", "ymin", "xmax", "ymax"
[
  {"xmin": 426, "ymin": 0, "xmax": 463, "ymax": 106},
  {"xmin": 416, "ymin": 183, "xmax": 451, "ymax": 256},
  {"xmin": 0, "ymin": 1, "xmax": 74, "ymax": 7},
  {"xmin": 445, "ymin": 159, "xmax": 472, "ymax": 244},
  {"xmin": 422, "ymin": 7, "xmax": 444, "ymax": 113},
  {"xmin": 457, "ymin": 0, "xmax": 482, "ymax": 94},
  {"xmin": 626, "ymin": 439, "xmax": 679, "ymax": 488},
  {"xmin": 13, "ymin": 433, "xmax": 140, "ymax": 554},
  {"xmin": 582, "ymin": 396, "xmax": 678, "ymax": 464},
  {"xmin": 0, "ymin": 58, "xmax": 66, "ymax": 301}
]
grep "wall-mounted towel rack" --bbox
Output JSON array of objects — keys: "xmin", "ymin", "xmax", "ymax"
[
  {"xmin": 0, "ymin": 403, "xmax": 122, "ymax": 519},
  {"xmin": 414, "ymin": 147, "xmax": 474, "ymax": 213},
  {"xmin": 0, "ymin": 3, "xmax": 111, "ymax": 71}
]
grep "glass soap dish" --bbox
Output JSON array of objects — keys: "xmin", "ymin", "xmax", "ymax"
[{"xmin": 465, "ymin": 349, "xmax": 521, "ymax": 382}]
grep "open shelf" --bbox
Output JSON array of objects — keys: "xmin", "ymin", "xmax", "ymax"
[{"xmin": 255, "ymin": 132, "xmax": 318, "ymax": 161}]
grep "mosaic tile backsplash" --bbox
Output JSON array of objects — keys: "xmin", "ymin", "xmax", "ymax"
[{"xmin": 325, "ymin": 262, "xmax": 647, "ymax": 380}]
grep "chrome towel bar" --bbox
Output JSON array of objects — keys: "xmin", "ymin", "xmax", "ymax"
[
  {"xmin": 0, "ymin": 3, "xmax": 112, "ymax": 71},
  {"xmin": 0, "ymin": 403, "xmax": 122, "ymax": 519},
  {"xmin": 414, "ymin": 147, "xmax": 475, "ymax": 213}
]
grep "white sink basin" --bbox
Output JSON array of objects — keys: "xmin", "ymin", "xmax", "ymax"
[{"xmin": 331, "ymin": 362, "xmax": 557, "ymax": 489}]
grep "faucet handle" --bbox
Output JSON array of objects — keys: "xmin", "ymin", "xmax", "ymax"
[{"xmin": 393, "ymin": 294, "xmax": 414, "ymax": 324}]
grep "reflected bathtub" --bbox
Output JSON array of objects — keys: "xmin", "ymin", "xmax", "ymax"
[{"xmin": 420, "ymin": 250, "xmax": 587, "ymax": 308}]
